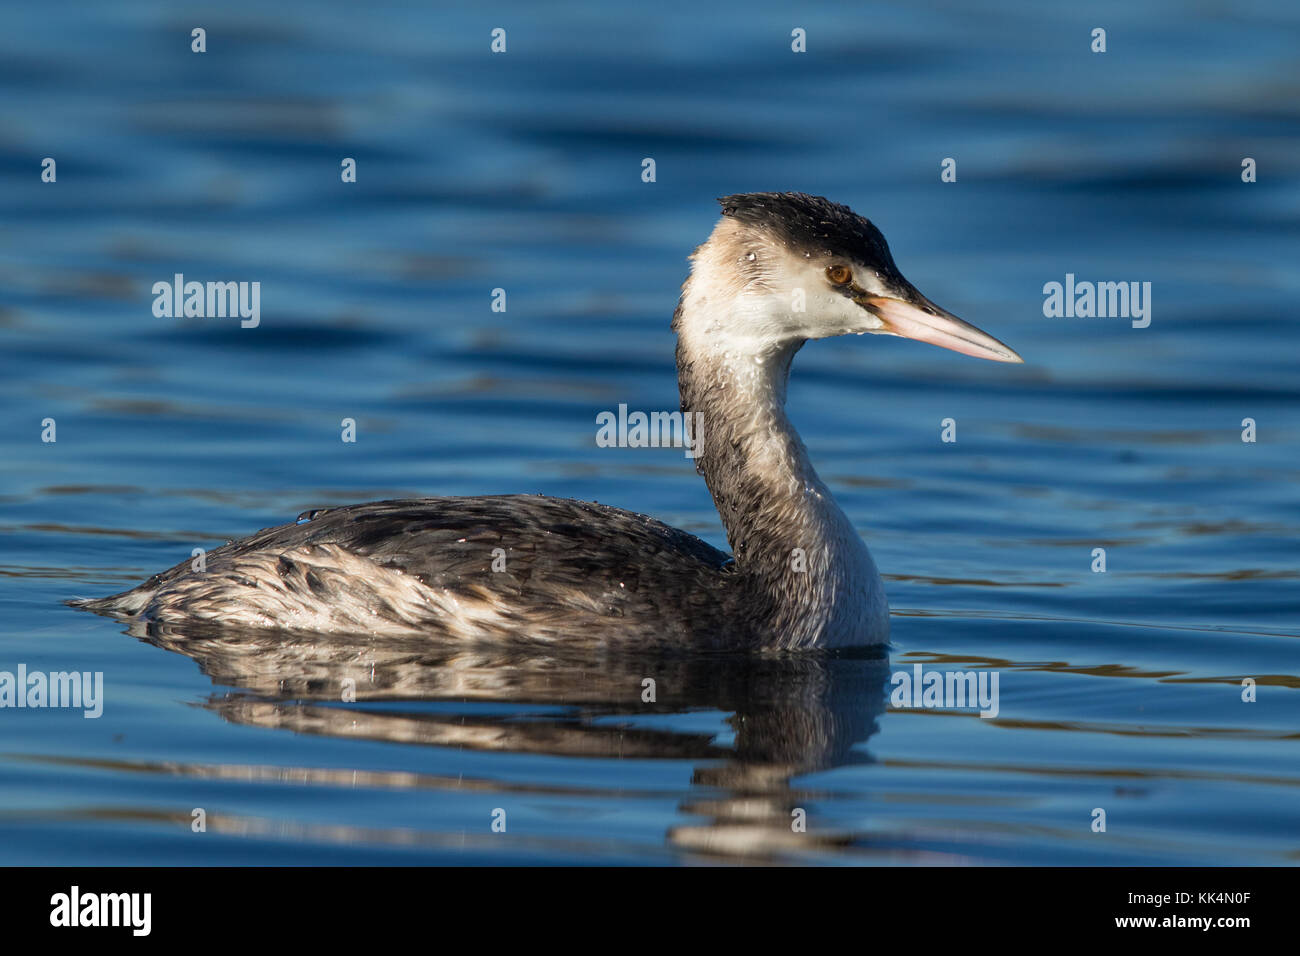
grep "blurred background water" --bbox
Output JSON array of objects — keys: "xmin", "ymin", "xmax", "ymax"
[{"xmin": 0, "ymin": 0, "xmax": 1297, "ymax": 865}]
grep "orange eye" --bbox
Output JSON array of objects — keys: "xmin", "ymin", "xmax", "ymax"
[{"xmin": 827, "ymin": 265, "xmax": 853, "ymax": 285}]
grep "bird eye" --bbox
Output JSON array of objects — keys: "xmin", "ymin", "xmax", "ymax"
[{"xmin": 827, "ymin": 265, "xmax": 853, "ymax": 286}]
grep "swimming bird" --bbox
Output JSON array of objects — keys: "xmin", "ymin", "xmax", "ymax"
[{"xmin": 75, "ymin": 193, "xmax": 1022, "ymax": 650}]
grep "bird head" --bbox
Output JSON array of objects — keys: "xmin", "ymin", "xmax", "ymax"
[{"xmin": 678, "ymin": 192, "xmax": 1022, "ymax": 364}]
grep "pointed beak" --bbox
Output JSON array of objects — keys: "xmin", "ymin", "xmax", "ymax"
[{"xmin": 862, "ymin": 289, "xmax": 1023, "ymax": 364}]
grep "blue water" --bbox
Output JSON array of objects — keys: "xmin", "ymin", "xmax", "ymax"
[{"xmin": 1, "ymin": 0, "xmax": 1297, "ymax": 865}]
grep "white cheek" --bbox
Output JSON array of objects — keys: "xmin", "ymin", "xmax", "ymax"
[
  {"xmin": 680, "ymin": 255, "xmax": 889, "ymax": 351},
  {"xmin": 804, "ymin": 286, "xmax": 851, "ymax": 316},
  {"xmin": 802, "ymin": 288, "xmax": 884, "ymax": 335}
]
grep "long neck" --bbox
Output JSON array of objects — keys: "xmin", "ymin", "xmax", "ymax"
[{"xmin": 675, "ymin": 308, "xmax": 888, "ymax": 648}]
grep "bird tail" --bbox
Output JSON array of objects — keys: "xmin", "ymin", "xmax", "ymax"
[{"xmin": 66, "ymin": 586, "xmax": 152, "ymax": 617}]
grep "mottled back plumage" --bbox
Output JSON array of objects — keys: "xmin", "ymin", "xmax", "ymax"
[{"xmin": 77, "ymin": 496, "xmax": 755, "ymax": 649}]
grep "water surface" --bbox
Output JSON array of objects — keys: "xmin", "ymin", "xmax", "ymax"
[{"xmin": 1, "ymin": 0, "xmax": 1297, "ymax": 864}]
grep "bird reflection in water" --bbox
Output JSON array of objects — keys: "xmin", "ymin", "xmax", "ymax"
[{"xmin": 126, "ymin": 619, "xmax": 891, "ymax": 862}]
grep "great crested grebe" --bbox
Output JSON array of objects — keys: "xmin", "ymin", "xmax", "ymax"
[{"xmin": 75, "ymin": 193, "xmax": 1022, "ymax": 650}]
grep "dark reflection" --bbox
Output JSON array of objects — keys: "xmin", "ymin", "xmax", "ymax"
[{"xmin": 126, "ymin": 619, "xmax": 889, "ymax": 861}]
